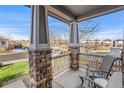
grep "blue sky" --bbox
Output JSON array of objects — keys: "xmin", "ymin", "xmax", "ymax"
[
  {"xmin": 84, "ymin": 9, "xmax": 124, "ymax": 40},
  {"xmin": 0, "ymin": 5, "xmax": 31, "ymax": 40},
  {"xmin": 0, "ymin": 5, "xmax": 123, "ymax": 41}
]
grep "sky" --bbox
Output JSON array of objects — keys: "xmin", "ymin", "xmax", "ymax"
[
  {"xmin": 48, "ymin": 16, "xmax": 69, "ymax": 40},
  {"xmin": 79, "ymin": 9, "xmax": 124, "ymax": 41},
  {"xmin": 0, "ymin": 5, "xmax": 123, "ymax": 41},
  {"xmin": 0, "ymin": 5, "xmax": 31, "ymax": 40}
]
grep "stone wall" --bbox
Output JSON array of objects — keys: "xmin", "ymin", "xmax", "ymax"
[
  {"xmin": 69, "ymin": 47, "xmax": 80, "ymax": 71},
  {"xmin": 23, "ymin": 49, "xmax": 52, "ymax": 88}
]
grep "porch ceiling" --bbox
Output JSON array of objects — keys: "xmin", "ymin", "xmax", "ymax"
[
  {"xmin": 27, "ymin": 5, "xmax": 124, "ymax": 23},
  {"xmin": 47, "ymin": 5, "xmax": 124, "ymax": 23}
]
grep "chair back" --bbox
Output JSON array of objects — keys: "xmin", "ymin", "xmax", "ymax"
[
  {"xmin": 109, "ymin": 48, "xmax": 122, "ymax": 58},
  {"xmin": 99, "ymin": 55, "xmax": 115, "ymax": 75}
]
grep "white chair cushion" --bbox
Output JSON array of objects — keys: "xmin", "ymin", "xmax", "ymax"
[{"xmin": 94, "ymin": 78, "xmax": 108, "ymax": 88}]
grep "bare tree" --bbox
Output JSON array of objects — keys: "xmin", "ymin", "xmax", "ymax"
[
  {"xmin": 79, "ymin": 20, "xmax": 100, "ymax": 53},
  {"xmin": 79, "ymin": 20, "xmax": 100, "ymax": 41},
  {"xmin": 49, "ymin": 28, "xmax": 56, "ymax": 40}
]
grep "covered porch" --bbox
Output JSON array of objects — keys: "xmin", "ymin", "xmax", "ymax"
[
  {"xmin": 2, "ymin": 5, "xmax": 124, "ymax": 88},
  {"xmin": 3, "ymin": 51, "xmax": 122, "ymax": 88}
]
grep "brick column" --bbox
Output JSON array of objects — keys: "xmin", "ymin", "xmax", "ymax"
[
  {"xmin": 69, "ymin": 22, "xmax": 80, "ymax": 71},
  {"xmin": 23, "ymin": 49, "xmax": 52, "ymax": 88},
  {"xmin": 23, "ymin": 5, "xmax": 52, "ymax": 88}
]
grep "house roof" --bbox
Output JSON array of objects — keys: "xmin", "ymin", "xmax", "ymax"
[
  {"xmin": 0, "ymin": 36, "xmax": 8, "ymax": 40},
  {"xmin": 93, "ymin": 39, "xmax": 100, "ymax": 41},
  {"xmin": 103, "ymin": 39, "xmax": 112, "ymax": 42},
  {"xmin": 115, "ymin": 39, "xmax": 123, "ymax": 42}
]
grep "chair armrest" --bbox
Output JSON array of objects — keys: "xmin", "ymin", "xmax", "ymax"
[
  {"xmin": 91, "ymin": 70, "xmax": 108, "ymax": 73},
  {"xmin": 79, "ymin": 76, "xmax": 103, "ymax": 88},
  {"xmin": 90, "ymin": 70, "xmax": 108, "ymax": 79},
  {"xmin": 114, "ymin": 58, "xmax": 122, "ymax": 61}
]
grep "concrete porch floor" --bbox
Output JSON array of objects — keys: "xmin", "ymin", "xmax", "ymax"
[{"xmin": 3, "ymin": 69, "xmax": 86, "ymax": 88}]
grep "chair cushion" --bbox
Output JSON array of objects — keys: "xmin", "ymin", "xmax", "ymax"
[{"xmin": 94, "ymin": 78, "xmax": 108, "ymax": 88}]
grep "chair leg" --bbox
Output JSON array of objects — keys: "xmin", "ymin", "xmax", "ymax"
[{"xmin": 79, "ymin": 76, "xmax": 84, "ymax": 86}]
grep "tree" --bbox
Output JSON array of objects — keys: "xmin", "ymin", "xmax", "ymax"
[
  {"xmin": 93, "ymin": 39, "xmax": 101, "ymax": 50},
  {"xmin": 49, "ymin": 25, "xmax": 69, "ymax": 46},
  {"xmin": 79, "ymin": 20, "xmax": 100, "ymax": 53},
  {"xmin": 49, "ymin": 28, "xmax": 57, "ymax": 42},
  {"xmin": 79, "ymin": 20, "xmax": 100, "ymax": 41}
]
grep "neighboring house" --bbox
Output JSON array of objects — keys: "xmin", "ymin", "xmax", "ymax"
[
  {"xmin": 10, "ymin": 40, "xmax": 30, "ymax": 49},
  {"xmin": 0, "ymin": 36, "xmax": 8, "ymax": 48},
  {"xmin": 93, "ymin": 39, "xmax": 102, "ymax": 46},
  {"xmin": 53, "ymin": 39, "xmax": 68, "ymax": 45},
  {"xmin": 20, "ymin": 40, "xmax": 30, "ymax": 48},
  {"xmin": 92, "ymin": 39, "xmax": 102, "ymax": 50},
  {"xmin": 80, "ymin": 39, "xmax": 92, "ymax": 48},
  {"xmin": 83, "ymin": 39, "xmax": 92, "ymax": 45},
  {"xmin": 113, "ymin": 39, "xmax": 123, "ymax": 48},
  {"xmin": 103, "ymin": 39, "xmax": 113, "ymax": 47}
]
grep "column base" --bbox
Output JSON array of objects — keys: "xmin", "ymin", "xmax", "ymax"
[
  {"xmin": 23, "ymin": 76, "xmax": 52, "ymax": 88},
  {"xmin": 23, "ymin": 49, "xmax": 52, "ymax": 88},
  {"xmin": 69, "ymin": 47, "xmax": 80, "ymax": 71}
]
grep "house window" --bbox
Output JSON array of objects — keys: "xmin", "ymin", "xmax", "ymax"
[{"xmin": 1, "ymin": 41, "xmax": 5, "ymax": 45}]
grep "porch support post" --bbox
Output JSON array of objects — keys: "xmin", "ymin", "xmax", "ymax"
[
  {"xmin": 122, "ymin": 47, "xmax": 124, "ymax": 88},
  {"xmin": 23, "ymin": 5, "xmax": 52, "ymax": 88},
  {"xmin": 69, "ymin": 21, "xmax": 80, "ymax": 71}
]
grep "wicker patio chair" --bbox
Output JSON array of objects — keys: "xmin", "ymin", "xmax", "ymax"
[{"xmin": 86, "ymin": 55, "xmax": 121, "ymax": 80}]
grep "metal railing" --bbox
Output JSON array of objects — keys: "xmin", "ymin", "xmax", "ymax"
[
  {"xmin": 111, "ymin": 58, "xmax": 122, "ymax": 73},
  {"xmin": 52, "ymin": 53, "xmax": 70, "ymax": 76}
]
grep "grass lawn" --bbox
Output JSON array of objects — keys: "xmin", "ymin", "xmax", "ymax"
[{"xmin": 0, "ymin": 61, "xmax": 29, "ymax": 87}]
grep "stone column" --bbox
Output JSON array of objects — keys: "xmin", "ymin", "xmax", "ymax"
[
  {"xmin": 69, "ymin": 22, "xmax": 80, "ymax": 71},
  {"xmin": 23, "ymin": 5, "xmax": 52, "ymax": 88}
]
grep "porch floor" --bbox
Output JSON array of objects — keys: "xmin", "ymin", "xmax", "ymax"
[{"xmin": 3, "ymin": 68, "xmax": 86, "ymax": 88}]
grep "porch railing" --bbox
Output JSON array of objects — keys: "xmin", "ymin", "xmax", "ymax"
[
  {"xmin": 79, "ymin": 52, "xmax": 122, "ymax": 73},
  {"xmin": 51, "ymin": 52, "xmax": 122, "ymax": 76},
  {"xmin": 111, "ymin": 58, "xmax": 122, "ymax": 73},
  {"xmin": 79, "ymin": 53, "xmax": 104, "ymax": 70},
  {"xmin": 52, "ymin": 53, "xmax": 70, "ymax": 76}
]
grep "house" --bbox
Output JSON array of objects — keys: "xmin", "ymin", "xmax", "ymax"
[
  {"xmin": 113, "ymin": 39, "xmax": 123, "ymax": 48},
  {"xmin": 103, "ymin": 39, "xmax": 113, "ymax": 47},
  {"xmin": 0, "ymin": 36, "xmax": 8, "ymax": 48}
]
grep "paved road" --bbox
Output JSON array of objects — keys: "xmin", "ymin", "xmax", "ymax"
[{"xmin": 0, "ymin": 52, "xmax": 28, "ymax": 65}]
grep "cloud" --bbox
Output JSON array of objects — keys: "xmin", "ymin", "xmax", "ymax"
[
  {"xmin": 0, "ymin": 26, "xmax": 30, "ymax": 40},
  {"xmin": 9, "ymin": 34, "xmax": 29, "ymax": 40},
  {"xmin": 93, "ymin": 28, "xmax": 124, "ymax": 40}
]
